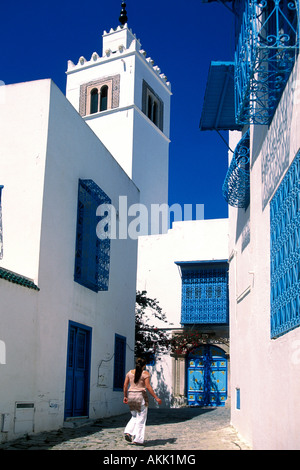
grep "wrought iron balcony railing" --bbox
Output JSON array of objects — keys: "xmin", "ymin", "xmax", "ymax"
[
  {"xmin": 222, "ymin": 129, "xmax": 250, "ymax": 208},
  {"xmin": 235, "ymin": 0, "xmax": 300, "ymax": 125}
]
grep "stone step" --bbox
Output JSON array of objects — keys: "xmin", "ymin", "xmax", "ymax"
[{"xmin": 63, "ymin": 417, "xmax": 94, "ymax": 428}]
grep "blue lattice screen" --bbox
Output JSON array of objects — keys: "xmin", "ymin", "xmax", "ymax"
[
  {"xmin": 270, "ymin": 150, "xmax": 300, "ymax": 338},
  {"xmin": 180, "ymin": 263, "xmax": 229, "ymax": 325},
  {"xmin": 74, "ymin": 179, "xmax": 111, "ymax": 292},
  {"xmin": 222, "ymin": 129, "xmax": 250, "ymax": 208}
]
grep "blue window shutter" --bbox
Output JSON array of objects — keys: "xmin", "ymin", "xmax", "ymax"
[
  {"xmin": 74, "ymin": 180, "xmax": 111, "ymax": 292},
  {"xmin": 113, "ymin": 334, "xmax": 126, "ymax": 391}
]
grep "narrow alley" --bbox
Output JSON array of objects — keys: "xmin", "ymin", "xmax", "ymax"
[{"xmin": 0, "ymin": 401, "xmax": 251, "ymax": 451}]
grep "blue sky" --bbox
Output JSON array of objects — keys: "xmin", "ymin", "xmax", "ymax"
[{"xmin": 0, "ymin": 0, "xmax": 235, "ymax": 220}]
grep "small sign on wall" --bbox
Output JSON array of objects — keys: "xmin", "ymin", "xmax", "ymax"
[{"xmin": 49, "ymin": 400, "xmax": 59, "ymax": 414}]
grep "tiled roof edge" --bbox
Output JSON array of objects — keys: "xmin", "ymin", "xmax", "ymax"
[{"xmin": 0, "ymin": 267, "xmax": 40, "ymax": 291}]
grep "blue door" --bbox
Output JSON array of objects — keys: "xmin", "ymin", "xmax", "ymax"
[
  {"xmin": 65, "ymin": 322, "xmax": 92, "ymax": 418},
  {"xmin": 187, "ymin": 345, "xmax": 227, "ymax": 407}
]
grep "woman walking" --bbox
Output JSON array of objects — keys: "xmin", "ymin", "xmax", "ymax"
[{"xmin": 123, "ymin": 357, "xmax": 162, "ymax": 445}]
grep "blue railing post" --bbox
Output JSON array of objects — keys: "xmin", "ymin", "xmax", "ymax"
[{"xmin": 222, "ymin": 129, "xmax": 250, "ymax": 208}]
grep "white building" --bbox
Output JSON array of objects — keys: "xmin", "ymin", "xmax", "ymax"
[
  {"xmin": 0, "ymin": 6, "xmax": 172, "ymax": 441},
  {"xmin": 64, "ymin": 3, "xmax": 231, "ymax": 415},
  {"xmin": 200, "ymin": 0, "xmax": 300, "ymax": 450},
  {"xmin": 0, "ymin": 1, "xmax": 236, "ymax": 444},
  {"xmin": 66, "ymin": 22, "xmax": 171, "ymax": 219},
  {"xmin": 0, "ymin": 78, "xmax": 139, "ymax": 441}
]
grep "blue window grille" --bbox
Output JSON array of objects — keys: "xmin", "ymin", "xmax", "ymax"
[
  {"xmin": 222, "ymin": 128, "xmax": 250, "ymax": 209},
  {"xmin": 180, "ymin": 262, "xmax": 229, "ymax": 325},
  {"xmin": 270, "ymin": 150, "xmax": 300, "ymax": 338},
  {"xmin": 113, "ymin": 334, "xmax": 126, "ymax": 391},
  {"xmin": 74, "ymin": 179, "xmax": 111, "ymax": 292},
  {"xmin": 235, "ymin": 0, "xmax": 300, "ymax": 125},
  {"xmin": 0, "ymin": 186, "xmax": 3, "ymax": 260}
]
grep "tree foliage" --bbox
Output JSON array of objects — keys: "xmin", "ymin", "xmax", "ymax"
[
  {"xmin": 135, "ymin": 291, "xmax": 229, "ymax": 361},
  {"xmin": 135, "ymin": 291, "xmax": 170, "ymax": 362}
]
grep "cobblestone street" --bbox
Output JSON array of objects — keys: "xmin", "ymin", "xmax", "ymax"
[{"xmin": 0, "ymin": 402, "xmax": 251, "ymax": 452}]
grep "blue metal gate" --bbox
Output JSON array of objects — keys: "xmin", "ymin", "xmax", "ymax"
[{"xmin": 187, "ymin": 345, "xmax": 227, "ymax": 407}]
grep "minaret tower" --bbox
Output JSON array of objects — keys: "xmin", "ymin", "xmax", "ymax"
[{"xmin": 66, "ymin": 2, "xmax": 172, "ymax": 217}]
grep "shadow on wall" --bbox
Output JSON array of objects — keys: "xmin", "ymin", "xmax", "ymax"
[
  {"xmin": 149, "ymin": 363, "xmax": 173, "ymax": 409},
  {"xmin": 235, "ymin": 205, "xmax": 250, "ymax": 251}
]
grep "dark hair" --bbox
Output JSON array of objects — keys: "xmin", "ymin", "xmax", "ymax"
[{"xmin": 134, "ymin": 357, "xmax": 147, "ymax": 383}]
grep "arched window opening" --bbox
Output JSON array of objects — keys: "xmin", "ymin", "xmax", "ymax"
[
  {"xmin": 147, "ymin": 95, "xmax": 153, "ymax": 120},
  {"xmin": 153, "ymin": 101, "xmax": 158, "ymax": 126},
  {"xmin": 142, "ymin": 82, "xmax": 163, "ymax": 131},
  {"xmin": 90, "ymin": 89, "xmax": 99, "ymax": 114},
  {"xmin": 100, "ymin": 85, "xmax": 108, "ymax": 112}
]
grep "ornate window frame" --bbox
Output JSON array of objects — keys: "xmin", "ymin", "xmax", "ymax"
[
  {"xmin": 79, "ymin": 75, "xmax": 120, "ymax": 117},
  {"xmin": 142, "ymin": 80, "xmax": 164, "ymax": 131}
]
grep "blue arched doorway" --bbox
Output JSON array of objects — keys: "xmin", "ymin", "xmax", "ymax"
[{"xmin": 187, "ymin": 345, "xmax": 227, "ymax": 407}]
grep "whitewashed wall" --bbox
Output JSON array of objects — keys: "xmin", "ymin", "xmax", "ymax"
[
  {"xmin": 0, "ymin": 79, "xmax": 51, "ymax": 283},
  {"xmin": 229, "ymin": 59, "xmax": 300, "ymax": 450},
  {"xmin": 0, "ymin": 79, "xmax": 139, "ymax": 441}
]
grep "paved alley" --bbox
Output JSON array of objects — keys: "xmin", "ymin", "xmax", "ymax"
[{"xmin": 0, "ymin": 402, "xmax": 251, "ymax": 452}]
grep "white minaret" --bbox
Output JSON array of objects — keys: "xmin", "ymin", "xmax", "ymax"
[{"xmin": 66, "ymin": 2, "xmax": 172, "ymax": 219}]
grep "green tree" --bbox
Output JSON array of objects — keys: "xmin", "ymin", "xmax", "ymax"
[{"xmin": 135, "ymin": 291, "xmax": 170, "ymax": 363}]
